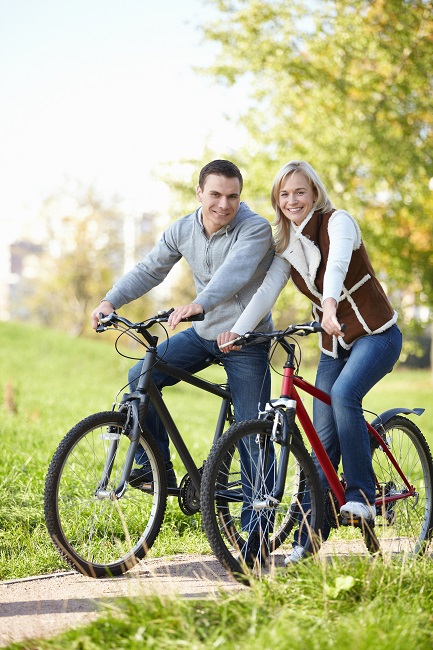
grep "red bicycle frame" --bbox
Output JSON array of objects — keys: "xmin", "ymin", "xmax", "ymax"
[{"xmin": 281, "ymin": 364, "xmax": 417, "ymax": 508}]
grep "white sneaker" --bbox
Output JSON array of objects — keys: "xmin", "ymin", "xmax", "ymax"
[
  {"xmin": 284, "ymin": 545, "xmax": 306, "ymax": 565},
  {"xmin": 340, "ymin": 501, "xmax": 376, "ymax": 524}
]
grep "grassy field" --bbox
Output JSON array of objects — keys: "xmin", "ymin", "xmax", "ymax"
[{"xmin": 1, "ymin": 320, "xmax": 433, "ymax": 649}]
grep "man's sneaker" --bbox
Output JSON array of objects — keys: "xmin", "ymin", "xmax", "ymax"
[
  {"xmin": 340, "ymin": 501, "xmax": 376, "ymax": 526},
  {"xmin": 284, "ymin": 545, "xmax": 306, "ymax": 565},
  {"xmin": 240, "ymin": 532, "xmax": 268, "ymax": 568},
  {"xmin": 129, "ymin": 461, "xmax": 177, "ymax": 489}
]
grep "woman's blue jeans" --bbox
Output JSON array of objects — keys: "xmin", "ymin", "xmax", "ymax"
[
  {"xmin": 294, "ymin": 324, "xmax": 402, "ymax": 546},
  {"xmin": 128, "ymin": 326, "xmax": 271, "ymax": 532}
]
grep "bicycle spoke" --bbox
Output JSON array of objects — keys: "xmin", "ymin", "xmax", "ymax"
[{"xmin": 372, "ymin": 416, "xmax": 433, "ymax": 555}]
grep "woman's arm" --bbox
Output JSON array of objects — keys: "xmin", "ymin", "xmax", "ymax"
[
  {"xmin": 217, "ymin": 254, "xmax": 291, "ymax": 351},
  {"xmin": 321, "ymin": 211, "xmax": 358, "ymax": 336}
]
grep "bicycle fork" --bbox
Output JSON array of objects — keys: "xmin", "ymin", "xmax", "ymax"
[
  {"xmin": 252, "ymin": 399, "xmax": 297, "ymax": 511},
  {"xmin": 95, "ymin": 399, "xmax": 145, "ymax": 500}
]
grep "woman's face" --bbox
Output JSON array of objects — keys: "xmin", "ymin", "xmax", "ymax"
[{"xmin": 278, "ymin": 171, "xmax": 316, "ymax": 226}]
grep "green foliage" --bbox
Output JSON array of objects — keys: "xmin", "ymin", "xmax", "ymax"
[{"xmin": 201, "ymin": 0, "xmax": 433, "ymax": 312}]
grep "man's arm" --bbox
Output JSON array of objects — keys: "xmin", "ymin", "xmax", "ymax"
[
  {"xmin": 90, "ymin": 225, "xmax": 183, "ymax": 330},
  {"xmin": 104, "ymin": 231, "xmax": 182, "ymax": 309}
]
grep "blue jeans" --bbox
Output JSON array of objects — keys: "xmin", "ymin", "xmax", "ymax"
[
  {"xmin": 128, "ymin": 326, "xmax": 271, "ymax": 531},
  {"xmin": 294, "ymin": 324, "xmax": 402, "ymax": 546}
]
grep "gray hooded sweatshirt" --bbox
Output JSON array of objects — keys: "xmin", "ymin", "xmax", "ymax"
[{"xmin": 104, "ymin": 202, "xmax": 275, "ymax": 340}]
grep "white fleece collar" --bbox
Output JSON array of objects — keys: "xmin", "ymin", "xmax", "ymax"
[{"xmin": 284, "ymin": 209, "xmax": 322, "ymax": 301}]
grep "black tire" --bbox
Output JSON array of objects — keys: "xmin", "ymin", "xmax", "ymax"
[
  {"xmin": 201, "ymin": 419, "xmax": 324, "ymax": 577},
  {"xmin": 371, "ymin": 415, "xmax": 433, "ymax": 554},
  {"xmin": 44, "ymin": 411, "xmax": 167, "ymax": 577}
]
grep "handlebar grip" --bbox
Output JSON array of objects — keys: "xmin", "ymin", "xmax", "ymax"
[
  {"xmin": 311, "ymin": 321, "xmax": 346, "ymax": 333},
  {"xmin": 219, "ymin": 335, "xmax": 244, "ymax": 349},
  {"xmin": 310, "ymin": 321, "xmax": 324, "ymax": 332},
  {"xmin": 182, "ymin": 313, "xmax": 205, "ymax": 322}
]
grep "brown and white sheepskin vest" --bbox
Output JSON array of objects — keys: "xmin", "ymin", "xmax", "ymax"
[{"xmin": 287, "ymin": 209, "xmax": 397, "ymax": 357}]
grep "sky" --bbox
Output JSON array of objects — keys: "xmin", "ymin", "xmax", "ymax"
[{"xmin": 0, "ymin": 0, "xmax": 248, "ymax": 241}]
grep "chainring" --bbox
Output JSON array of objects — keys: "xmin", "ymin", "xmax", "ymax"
[
  {"xmin": 323, "ymin": 477, "xmax": 346, "ymax": 529},
  {"xmin": 178, "ymin": 466, "xmax": 203, "ymax": 515}
]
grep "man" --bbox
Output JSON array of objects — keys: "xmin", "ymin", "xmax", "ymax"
[{"xmin": 91, "ymin": 160, "xmax": 274, "ymax": 561}]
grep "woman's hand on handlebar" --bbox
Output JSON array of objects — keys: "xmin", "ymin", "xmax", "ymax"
[
  {"xmin": 217, "ymin": 331, "xmax": 242, "ymax": 353},
  {"xmin": 90, "ymin": 301, "xmax": 116, "ymax": 330},
  {"xmin": 321, "ymin": 298, "xmax": 345, "ymax": 338},
  {"xmin": 167, "ymin": 303, "xmax": 204, "ymax": 330}
]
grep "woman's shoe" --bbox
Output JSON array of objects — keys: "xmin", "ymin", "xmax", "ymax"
[
  {"xmin": 284, "ymin": 545, "xmax": 306, "ymax": 565},
  {"xmin": 340, "ymin": 501, "xmax": 376, "ymax": 525}
]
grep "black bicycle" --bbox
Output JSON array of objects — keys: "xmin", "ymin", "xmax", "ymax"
[{"xmin": 44, "ymin": 309, "xmax": 235, "ymax": 577}]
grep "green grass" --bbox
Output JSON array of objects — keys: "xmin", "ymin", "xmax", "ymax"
[{"xmin": 1, "ymin": 321, "xmax": 433, "ymax": 649}]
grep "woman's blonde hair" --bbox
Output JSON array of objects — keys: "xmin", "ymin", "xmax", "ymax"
[{"xmin": 271, "ymin": 160, "xmax": 333, "ymax": 252}]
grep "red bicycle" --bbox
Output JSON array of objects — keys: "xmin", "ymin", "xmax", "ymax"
[{"xmin": 201, "ymin": 322, "xmax": 433, "ymax": 577}]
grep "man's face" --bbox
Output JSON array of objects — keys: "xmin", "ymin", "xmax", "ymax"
[{"xmin": 196, "ymin": 174, "xmax": 241, "ymax": 237}]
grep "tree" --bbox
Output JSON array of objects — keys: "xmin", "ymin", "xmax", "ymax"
[
  {"xmin": 22, "ymin": 181, "xmax": 155, "ymax": 335},
  {"xmin": 201, "ymin": 0, "xmax": 433, "ymax": 348}
]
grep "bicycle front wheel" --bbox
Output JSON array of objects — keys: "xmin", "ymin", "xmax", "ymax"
[
  {"xmin": 44, "ymin": 411, "xmax": 167, "ymax": 577},
  {"xmin": 201, "ymin": 419, "xmax": 323, "ymax": 577},
  {"xmin": 372, "ymin": 415, "xmax": 433, "ymax": 554}
]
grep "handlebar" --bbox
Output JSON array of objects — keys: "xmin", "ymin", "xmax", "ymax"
[
  {"xmin": 219, "ymin": 321, "xmax": 346, "ymax": 348},
  {"xmin": 96, "ymin": 308, "xmax": 205, "ymax": 333}
]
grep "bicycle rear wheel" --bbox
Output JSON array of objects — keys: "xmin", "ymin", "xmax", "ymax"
[
  {"xmin": 372, "ymin": 415, "xmax": 433, "ymax": 554},
  {"xmin": 44, "ymin": 411, "xmax": 167, "ymax": 577},
  {"xmin": 201, "ymin": 419, "xmax": 323, "ymax": 578}
]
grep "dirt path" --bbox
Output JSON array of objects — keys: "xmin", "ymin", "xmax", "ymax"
[
  {"xmin": 0, "ymin": 554, "xmax": 246, "ymax": 647},
  {"xmin": 0, "ymin": 541, "xmax": 371, "ymax": 647}
]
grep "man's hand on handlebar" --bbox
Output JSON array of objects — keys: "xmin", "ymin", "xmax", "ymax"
[
  {"xmin": 90, "ymin": 301, "xmax": 116, "ymax": 330},
  {"xmin": 217, "ymin": 331, "xmax": 242, "ymax": 353},
  {"xmin": 167, "ymin": 303, "xmax": 204, "ymax": 330}
]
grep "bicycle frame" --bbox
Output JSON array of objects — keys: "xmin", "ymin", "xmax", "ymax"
[
  {"xmin": 278, "ymin": 342, "xmax": 418, "ymax": 509},
  {"xmin": 109, "ymin": 340, "xmax": 232, "ymax": 498}
]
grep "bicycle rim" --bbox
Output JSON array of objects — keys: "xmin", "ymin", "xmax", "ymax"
[
  {"xmin": 44, "ymin": 411, "xmax": 167, "ymax": 577},
  {"xmin": 372, "ymin": 415, "xmax": 433, "ymax": 555},
  {"xmin": 201, "ymin": 419, "xmax": 323, "ymax": 578}
]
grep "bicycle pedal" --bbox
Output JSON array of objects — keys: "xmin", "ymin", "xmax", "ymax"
[
  {"xmin": 135, "ymin": 481, "xmax": 153, "ymax": 491},
  {"xmin": 341, "ymin": 515, "xmax": 375, "ymax": 529}
]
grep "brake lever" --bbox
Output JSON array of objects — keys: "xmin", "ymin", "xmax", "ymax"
[{"xmin": 96, "ymin": 311, "xmax": 118, "ymax": 332}]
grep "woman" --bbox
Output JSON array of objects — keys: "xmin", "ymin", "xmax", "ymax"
[{"xmin": 218, "ymin": 160, "xmax": 402, "ymax": 563}]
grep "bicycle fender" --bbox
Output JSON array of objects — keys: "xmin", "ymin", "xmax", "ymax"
[{"xmin": 371, "ymin": 407, "xmax": 425, "ymax": 427}]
